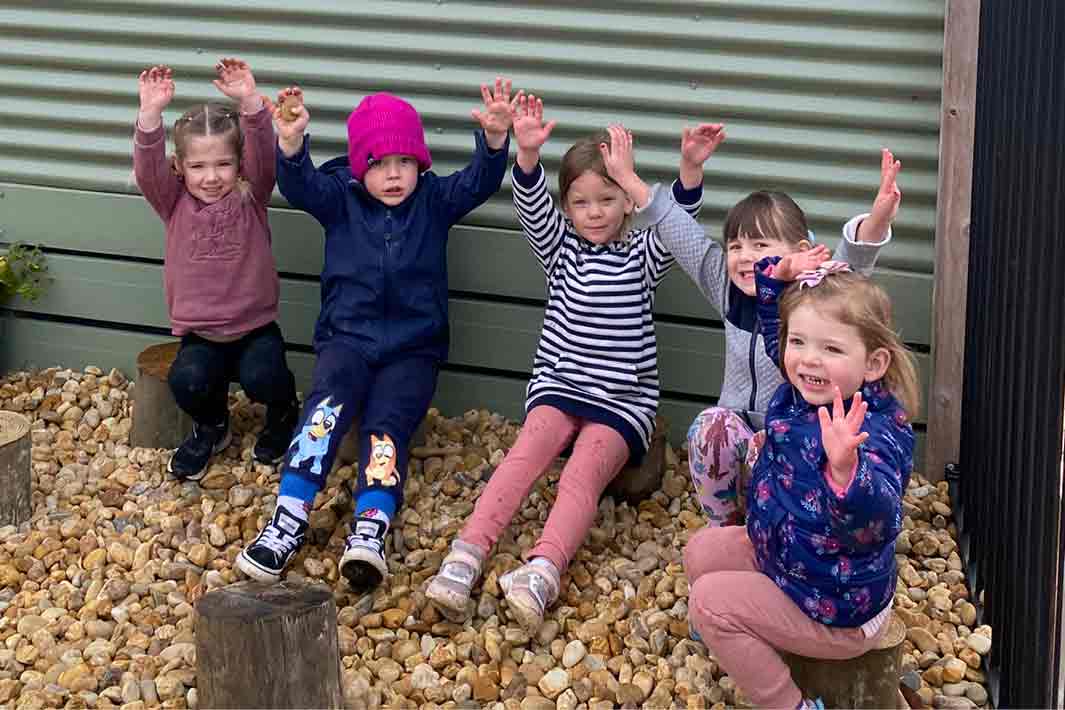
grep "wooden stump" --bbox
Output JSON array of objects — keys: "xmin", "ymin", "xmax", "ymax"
[
  {"xmin": 603, "ymin": 416, "xmax": 668, "ymax": 505},
  {"xmin": 783, "ymin": 613, "xmax": 908, "ymax": 709},
  {"xmin": 130, "ymin": 342, "xmax": 194, "ymax": 450},
  {"xmin": 0, "ymin": 411, "xmax": 31, "ymax": 527},
  {"xmin": 195, "ymin": 581, "xmax": 343, "ymax": 709}
]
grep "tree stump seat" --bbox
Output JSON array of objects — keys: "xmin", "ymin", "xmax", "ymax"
[
  {"xmin": 782, "ymin": 612, "xmax": 909, "ymax": 709},
  {"xmin": 602, "ymin": 415, "xmax": 668, "ymax": 505},
  {"xmin": 195, "ymin": 581, "xmax": 343, "ymax": 709},
  {"xmin": 0, "ymin": 410, "xmax": 31, "ymax": 527},
  {"xmin": 129, "ymin": 341, "xmax": 193, "ymax": 450}
]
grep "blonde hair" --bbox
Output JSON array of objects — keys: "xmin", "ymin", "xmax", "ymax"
[
  {"xmin": 172, "ymin": 102, "xmax": 251, "ymax": 197},
  {"xmin": 778, "ymin": 271, "xmax": 921, "ymax": 419}
]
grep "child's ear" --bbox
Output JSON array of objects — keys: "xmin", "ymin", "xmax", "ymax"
[
  {"xmin": 624, "ymin": 195, "xmax": 635, "ymax": 215},
  {"xmin": 169, "ymin": 155, "xmax": 183, "ymax": 179},
  {"xmin": 864, "ymin": 347, "xmax": 891, "ymax": 382}
]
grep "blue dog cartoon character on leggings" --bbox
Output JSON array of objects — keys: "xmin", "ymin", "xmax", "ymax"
[{"xmin": 288, "ymin": 397, "xmax": 343, "ymax": 475}]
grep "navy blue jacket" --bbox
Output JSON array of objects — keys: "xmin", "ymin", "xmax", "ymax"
[
  {"xmin": 277, "ymin": 131, "xmax": 509, "ymax": 361},
  {"xmin": 746, "ymin": 256, "xmax": 914, "ymax": 627}
]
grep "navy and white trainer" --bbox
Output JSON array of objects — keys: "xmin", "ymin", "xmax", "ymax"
[
  {"xmin": 167, "ymin": 418, "xmax": 231, "ymax": 482},
  {"xmin": 236, "ymin": 505, "xmax": 308, "ymax": 582},
  {"xmin": 339, "ymin": 515, "xmax": 389, "ymax": 593}
]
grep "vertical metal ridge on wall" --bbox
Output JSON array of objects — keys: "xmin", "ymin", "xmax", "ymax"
[
  {"xmin": 0, "ymin": 0, "xmax": 942, "ymax": 274},
  {"xmin": 961, "ymin": 0, "xmax": 1065, "ymax": 706}
]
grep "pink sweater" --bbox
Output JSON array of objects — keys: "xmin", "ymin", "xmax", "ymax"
[{"xmin": 133, "ymin": 106, "xmax": 280, "ymax": 337}]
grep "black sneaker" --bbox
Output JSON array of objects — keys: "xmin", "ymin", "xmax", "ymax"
[
  {"xmin": 167, "ymin": 418, "xmax": 231, "ymax": 482},
  {"xmin": 253, "ymin": 401, "xmax": 299, "ymax": 465},
  {"xmin": 339, "ymin": 516, "xmax": 389, "ymax": 593},
  {"xmin": 236, "ymin": 505, "xmax": 308, "ymax": 582}
]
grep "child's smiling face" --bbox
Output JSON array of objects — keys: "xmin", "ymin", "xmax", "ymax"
[
  {"xmin": 178, "ymin": 133, "xmax": 239, "ymax": 204},
  {"xmin": 783, "ymin": 302, "xmax": 889, "ymax": 405},
  {"xmin": 363, "ymin": 153, "xmax": 419, "ymax": 206},
  {"xmin": 727, "ymin": 232, "xmax": 805, "ymax": 296}
]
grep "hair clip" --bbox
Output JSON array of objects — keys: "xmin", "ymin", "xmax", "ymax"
[
  {"xmin": 796, "ymin": 260, "xmax": 851, "ymax": 289},
  {"xmin": 807, "ymin": 229, "xmax": 817, "ymax": 244}
]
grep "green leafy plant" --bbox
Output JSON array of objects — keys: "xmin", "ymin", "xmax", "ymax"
[{"xmin": 0, "ymin": 243, "xmax": 49, "ymax": 303}]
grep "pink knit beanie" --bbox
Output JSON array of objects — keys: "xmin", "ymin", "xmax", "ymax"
[{"xmin": 346, "ymin": 93, "xmax": 432, "ymax": 182}]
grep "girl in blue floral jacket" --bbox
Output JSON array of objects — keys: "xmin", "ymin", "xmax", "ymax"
[{"xmin": 684, "ymin": 245, "xmax": 919, "ymax": 709}]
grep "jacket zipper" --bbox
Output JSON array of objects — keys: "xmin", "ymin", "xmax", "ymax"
[{"xmin": 748, "ymin": 317, "xmax": 760, "ymax": 413}]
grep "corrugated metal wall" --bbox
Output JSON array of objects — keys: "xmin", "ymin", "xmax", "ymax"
[{"xmin": 0, "ymin": 0, "xmax": 944, "ymax": 451}]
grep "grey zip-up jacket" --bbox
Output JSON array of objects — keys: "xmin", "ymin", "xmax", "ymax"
[{"xmin": 635, "ymin": 182, "xmax": 890, "ymax": 429}]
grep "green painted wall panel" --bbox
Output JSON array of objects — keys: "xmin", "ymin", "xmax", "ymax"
[{"xmin": 0, "ymin": 1, "xmax": 943, "ymax": 436}]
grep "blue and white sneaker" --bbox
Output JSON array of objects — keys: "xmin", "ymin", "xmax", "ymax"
[{"xmin": 236, "ymin": 505, "xmax": 307, "ymax": 582}]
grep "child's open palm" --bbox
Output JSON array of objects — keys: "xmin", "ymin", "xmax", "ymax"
[
  {"xmin": 600, "ymin": 124, "xmax": 637, "ymax": 185},
  {"xmin": 513, "ymin": 94, "xmax": 557, "ymax": 153},
  {"xmin": 818, "ymin": 387, "xmax": 869, "ymax": 483},
  {"xmin": 681, "ymin": 123, "xmax": 726, "ymax": 167},
  {"xmin": 471, "ymin": 77, "xmax": 518, "ymax": 141},
  {"xmin": 138, "ymin": 65, "xmax": 174, "ymax": 114},
  {"xmin": 771, "ymin": 244, "xmax": 830, "ymax": 281},
  {"xmin": 870, "ymin": 148, "xmax": 902, "ymax": 225},
  {"xmin": 212, "ymin": 58, "xmax": 257, "ymax": 102}
]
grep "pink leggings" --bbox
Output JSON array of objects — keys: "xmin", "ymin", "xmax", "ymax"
[
  {"xmin": 685, "ymin": 526, "xmax": 881, "ymax": 709},
  {"xmin": 459, "ymin": 405, "xmax": 629, "ymax": 573}
]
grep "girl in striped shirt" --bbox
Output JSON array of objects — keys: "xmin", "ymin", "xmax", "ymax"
[{"xmin": 427, "ymin": 97, "xmax": 702, "ymax": 632}]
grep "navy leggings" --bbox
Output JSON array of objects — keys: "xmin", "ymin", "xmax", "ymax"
[
  {"xmin": 279, "ymin": 342, "xmax": 438, "ymax": 510},
  {"xmin": 168, "ymin": 322, "xmax": 297, "ymax": 425}
]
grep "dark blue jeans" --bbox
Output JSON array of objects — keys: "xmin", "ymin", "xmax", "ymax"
[
  {"xmin": 279, "ymin": 342, "xmax": 438, "ymax": 509},
  {"xmin": 168, "ymin": 322, "xmax": 297, "ymax": 425}
]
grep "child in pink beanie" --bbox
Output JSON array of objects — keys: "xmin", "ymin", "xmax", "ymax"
[{"xmin": 237, "ymin": 80, "xmax": 516, "ymax": 592}]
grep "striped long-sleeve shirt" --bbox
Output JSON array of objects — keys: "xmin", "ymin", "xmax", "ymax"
[{"xmin": 512, "ymin": 163, "xmax": 701, "ymax": 456}]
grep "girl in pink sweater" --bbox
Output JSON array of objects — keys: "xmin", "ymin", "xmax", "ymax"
[{"xmin": 133, "ymin": 60, "xmax": 299, "ymax": 481}]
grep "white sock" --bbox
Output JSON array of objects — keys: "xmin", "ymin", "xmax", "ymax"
[{"xmin": 277, "ymin": 495, "xmax": 309, "ymax": 522}]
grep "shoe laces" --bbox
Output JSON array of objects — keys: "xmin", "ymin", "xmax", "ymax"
[
  {"xmin": 346, "ymin": 532, "xmax": 384, "ymax": 554},
  {"xmin": 259, "ymin": 523, "xmax": 303, "ymax": 556}
]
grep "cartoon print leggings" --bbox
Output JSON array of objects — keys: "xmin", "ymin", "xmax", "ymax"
[{"xmin": 687, "ymin": 407, "xmax": 766, "ymax": 526}]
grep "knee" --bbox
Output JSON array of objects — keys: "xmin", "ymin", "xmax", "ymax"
[
  {"xmin": 168, "ymin": 360, "xmax": 218, "ymax": 401},
  {"xmin": 241, "ymin": 361, "xmax": 290, "ymax": 403},
  {"xmin": 688, "ymin": 575, "xmax": 734, "ymax": 641},
  {"xmin": 688, "ymin": 407, "xmax": 735, "ymax": 448}
]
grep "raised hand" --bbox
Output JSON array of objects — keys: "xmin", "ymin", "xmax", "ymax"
[
  {"xmin": 681, "ymin": 123, "xmax": 726, "ymax": 167},
  {"xmin": 212, "ymin": 58, "xmax": 262, "ymax": 113},
  {"xmin": 471, "ymin": 76, "xmax": 518, "ymax": 150},
  {"xmin": 513, "ymin": 93, "xmax": 557, "ymax": 172},
  {"xmin": 770, "ymin": 243, "xmax": 831, "ymax": 281},
  {"xmin": 266, "ymin": 87, "xmax": 309, "ymax": 157},
  {"xmin": 856, "ymin": 148, "xmax": 902, "ymax": 243},
  {"xmin": 137, "ymin": 65, "xmax": 175, "ymax": 128},
  {"xmin": 818, "ymin": 387, "xmax": 869, "ymax": 484},
  {"xmin": 599, "ymin": 124, "xmax": 649, "ymax": 208}
]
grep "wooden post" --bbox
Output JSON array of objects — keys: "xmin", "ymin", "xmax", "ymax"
[
  {"xmin": 782, "ymin": 614, "xmax": 907, "ymax": 709},
  {"xmin": 0, "ymin": 411, "xmax": 31, "ymax": 527},
  {"xmin": 130, "ymin": 342, "xmax": 194, "ymax": 450},
  {"xmin": 603, "ymin": 416, "xmax": 668, "ymax": 505},
  {"xmin": 195, "ymin": 581, "xmax": 343, "ymax": 709},
  {"xmin": 926, "ymin": 0, "xmax": 980, "ymax": 481}
]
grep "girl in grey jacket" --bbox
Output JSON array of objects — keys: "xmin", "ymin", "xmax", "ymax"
[{"xmin": 668, "ymin": 124, "xmax": 902, "ymax": 525}]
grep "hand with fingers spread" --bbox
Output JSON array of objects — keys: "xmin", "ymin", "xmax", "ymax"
[
  {"xmin": 818, "ymin": 387, "xmax": 870, "ymax": 486},
  {"xmin": 213, "ymin": 57, "xmax": 263, "ymax": 114},
  {"xmin": 598, "ymin": 124, "xmax": 649, "ymax": 208},
  {"xmin": 769, "ymin": 243, "xmax": 831, "ymax": 281},
  {"xmin": 137, "ymin": 65, "xmax": 175, "ymax": 131},
  {"xmin": 267, "ymin": 87, "xmax": 309, "ymax": 157},
  {"xmin": 471, "ymin": 76, "xmax": 518, "ymax": 150},
  {"xmin": 679, "ymin": 122, "xmax": 726, "ymax": 189},
  {"xmin": 513, "ymin": 93, "xmax": 557, "ymax": 173},
  {"xmin": 856, "ymin": 148, "xmax": 902, "ymax": 243}
]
